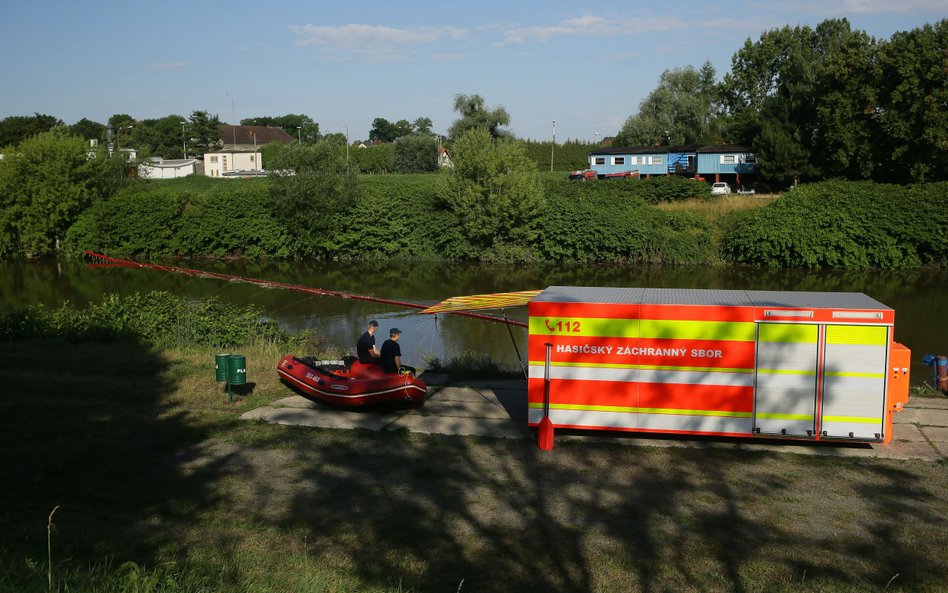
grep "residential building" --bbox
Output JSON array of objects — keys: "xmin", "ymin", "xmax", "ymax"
[{"xmin": 204, "ymin": 151, "xmax": 263, "ymax": 178}]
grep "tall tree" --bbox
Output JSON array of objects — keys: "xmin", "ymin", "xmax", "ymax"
[
  {"xmin": 615, "ymin": 61, "xmax": 725, "ymax": 147},
  {"xmin": 873, "ymin": 19, "xmax": 948, "ymax": 183},
  {"xmin": 412, "ymin": 117, "xmax": 433, "ymax": 135},
  {"xmin": 447, "ymin": 94, "xmax": 511, "ymax": 140},
  {"xmin": 189, "ymin": 110, "xmax": 222, "ymax": 156},
  {"xmin": 70, "ymin": 118, "xmax": 107, "ymax": 144},
  {"xmin": 811, "ymin": 21, "xmax": 880, "ymax": 179},
  {"xmin": 437, "ymin": 129, "xmax": 543, "ymax": 251},
  {"xmin": 0, "ymin": 113, "xmax": 64, "ymax": 147}
]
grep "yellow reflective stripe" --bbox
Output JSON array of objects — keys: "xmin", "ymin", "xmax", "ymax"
[
  {"xmin": 639, "ymin": 319, "xmax": 756, "ymax": 341},
  {"xmin": 528, "ymin": 402, "xmax": 752, "ymax": 418},
  {"xmin": 529, "ymin": 317, "xmax": 637, "ymax": 338},
  {"xmin": 824, "ymin": 371, "xmax": 885, "ymax": 378},
  {"xmin": 757, "ymin": 368, "xmax": 817, "ymax": 376},
  {"xmin": 826, "ymin": 325, "xmax": 887, "ymax": 346},
  {"xmin": 758, "ymin": 323, "xmax": 818, "ymax": 343},
  {"xmin": 756, "ymin": 412, "xmax": 814, "ymax": 421},
  {"xmin": 527, "ymin": 361, "xmax": 754, "ymax": 373},
  {"xmin": 822, "ymin": 415, "xmax": 881, "ymax": 424}
]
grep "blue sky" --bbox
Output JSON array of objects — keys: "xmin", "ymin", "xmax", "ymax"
[{"xmin": 0, "ymin": 0, "xmax": 943, "ymax": 142}]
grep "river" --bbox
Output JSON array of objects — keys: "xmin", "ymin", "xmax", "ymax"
[{"xmin": 2, "ymin": 259, "xmax": 945, "ymax": 382}]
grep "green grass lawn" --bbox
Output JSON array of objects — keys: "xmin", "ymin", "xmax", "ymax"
[{"xmin": 2, "ymin": 338, "xmax": 946, "ymax": 593}]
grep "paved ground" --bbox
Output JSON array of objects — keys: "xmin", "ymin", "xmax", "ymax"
[{"xmin": 242, "ymin": 375, "xmax": 948, "ymax": 461}]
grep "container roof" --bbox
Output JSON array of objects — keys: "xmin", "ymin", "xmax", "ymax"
[{"xmin": 533, "ymin": 286, "xmax": 891, "ymax": 310}]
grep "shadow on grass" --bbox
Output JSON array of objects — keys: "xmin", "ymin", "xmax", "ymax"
[
  {"xmin": 213, "ymin": 419, "xmax": 948, "ymax": 592},
  {"xmin": 0, "ymin": 338, "xmax": 230, "ymax": 584}
]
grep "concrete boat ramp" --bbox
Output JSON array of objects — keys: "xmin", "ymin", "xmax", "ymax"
[{"xmin": 242, "ymin": 376, "xmax": 948, "ymax": 461}]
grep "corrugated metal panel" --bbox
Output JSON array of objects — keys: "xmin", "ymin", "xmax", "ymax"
[
  {"xmin": 534, "ymin": 287, "xmax": 889, "ymax": 310},
  {"xmin": 820, "ymin": 325, "xmax": 888, "ymax": 439}
]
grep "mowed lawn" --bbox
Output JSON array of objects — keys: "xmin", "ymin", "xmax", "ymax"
[{"xmin": 1, "ymin": 340, "xmax": 946, "ymax": 593}]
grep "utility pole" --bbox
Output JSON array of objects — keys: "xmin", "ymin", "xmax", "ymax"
[{"xmin": 550, "ymin": 119, "xmax": 556, "ymax": 173}]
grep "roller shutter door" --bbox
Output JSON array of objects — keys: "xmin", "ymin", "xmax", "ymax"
[
  {"xmin": 820, "ymin": 325, "xmax": 888, "ymax": 440},
  {"xmin": 754, "ymin": 323, "xmax": 818, "ymax": 436}
]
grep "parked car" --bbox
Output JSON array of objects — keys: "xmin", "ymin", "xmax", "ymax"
[
  {"xmin": 568, "ymin": 169, "xmax": 597, "ymax": 181},
  {"xmin": 710, "ymin": 182, "xmax": 732, "ymax": 195}
]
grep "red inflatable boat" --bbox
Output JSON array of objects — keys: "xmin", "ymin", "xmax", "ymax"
[{"xmin": 276, "ymin": 355, "xmax": 427, "ymax": 407}]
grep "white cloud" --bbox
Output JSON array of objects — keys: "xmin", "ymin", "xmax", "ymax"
[
  {"xmin": 496, "ymin": 14, "xmax": 687, "ymax": 46},
  {"xmin": 146, "ymin": 61, "xmax": 187, "ymax": 71},
  {"xmin": 290, "ymin": 23, "xmax": 468, "ymax": 51},
  {"xmin": 842, "ymin": 0, "xmax": 946, "ymax": 13}
]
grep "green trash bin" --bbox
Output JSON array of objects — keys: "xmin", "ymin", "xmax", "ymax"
[
  {"xmin": 215, "ymin": 354, "xmax": 231, "ymax": 382},
  {"xmin": 227, "ymin": 354, "xmax": 247, "ymax": 386}
]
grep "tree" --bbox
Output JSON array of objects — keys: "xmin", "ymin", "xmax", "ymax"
[
  {"xmin": 129, "ymin": 116, "xmax": 187, "ymax": 159},
  {"xmin": 412, "ymin": 117, "xmax": 433, "ymax": 135},
  {"xmin": 266, "ymin": 141, "xmax": 360, "ymax": 256},
  {"xmin": 393, "ymin": 135, "xmax": 438, "ymax": 173},
  {"xmin": 615, "ymin": 62, "xmax": 725, "ymax": 147},
  {"xmin": 188, "ymin": 110, "xmax": 222, "ymax": 156},
  {"xmin": 437, "ymin": 129, "xmax": 543, "ymax": 252},
  {"xmin": 242, "ymin": 115, "xmax": 319, "ymax": 143},
  {"xmin": 873, "ymin": 19, "xmax": 948, "ymax": 183},
  {"xmin": 811, "ymin": 22, "xmax": 880, "ymax": 179},
  {"xmin": 447, "ymin": 94, "xmax": 511, "ymax": 140},
  {"xmin": 0, "ymin": 129, "xmax": 125, "ymax": 256},
  {"xmin": 70, "ymin": 118, "xmax": 107, "ymax": 144},
  {"xmin": 0, "ymin": 113, "xmax": 64, "ymax": 147}
]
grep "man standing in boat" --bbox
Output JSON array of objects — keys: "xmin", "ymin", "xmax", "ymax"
[
  {"xmin": 380, "ymin": 328, "xmax": 403, "ymax": 374},
  {"xmin": 356, "ymin": 320, "xmax": 381, "ymax": 365}
]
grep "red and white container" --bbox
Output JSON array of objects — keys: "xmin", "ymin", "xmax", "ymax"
[{"xmin": 528, "ymin": 287, "xmax": 910, "ymax": 444}]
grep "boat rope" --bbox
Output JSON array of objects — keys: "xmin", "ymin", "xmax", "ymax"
[{"xmin": 83, "ymin": 251, "xmax": 528, "ymax": 328}]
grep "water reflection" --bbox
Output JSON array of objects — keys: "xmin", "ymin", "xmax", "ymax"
[{"xmin": 1, "ymin": 259, "xmax": 945, "ymax": 378}]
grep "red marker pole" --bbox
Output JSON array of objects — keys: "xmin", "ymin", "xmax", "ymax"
[{"xmin": 538, "ymin": 342, "xmax": 555, "ymax": 450}]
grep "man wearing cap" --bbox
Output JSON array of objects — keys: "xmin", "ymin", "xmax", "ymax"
[
  {"xmin": 356, "ymin": 320, "xmax": 381, "ymax": 364},
  {"xmin": 379, "ymin": 328, "xmax": 403, "ymax": 374}
]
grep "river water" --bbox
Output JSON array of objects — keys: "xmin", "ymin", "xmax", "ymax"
[{"xmin": 2, "ymin": 260, "xmax": 945, "ymax": 383}]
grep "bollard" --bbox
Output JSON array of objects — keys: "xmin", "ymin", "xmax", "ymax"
[{"xmin": 538, "ymin": 342, "xmax": 555, "ymax": 450}]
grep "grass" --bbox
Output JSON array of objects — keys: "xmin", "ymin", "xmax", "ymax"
[
  {"xmin": 2, "ymin": 336, "xmax": 947, "ymax": 593},
  {"xmin": 654, "ymin": 193, "xmax": 779, "ymax": 226}
]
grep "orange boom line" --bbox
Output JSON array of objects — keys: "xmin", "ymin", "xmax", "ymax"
[{"xmin": 83, "ymin": 251, "xmax": 528, "ymax": 328}]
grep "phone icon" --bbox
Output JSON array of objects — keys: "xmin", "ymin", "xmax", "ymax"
[{"xmin": 545, "ymin": 319, "xmax": 556, "ymax": 332}]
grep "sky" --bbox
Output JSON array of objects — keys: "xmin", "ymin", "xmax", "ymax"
[{"xmin": 0, "ymin": 0, "xmax": 944, "ymax": 142}]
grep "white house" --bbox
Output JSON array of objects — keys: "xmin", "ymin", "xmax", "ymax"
[
  {"xmin": 204, "ymin": 151, "xmax": 262, "ymax": 178},
  {"xmin": 139, "ymin": 158, "xmax": 196, "ymax": 179}
]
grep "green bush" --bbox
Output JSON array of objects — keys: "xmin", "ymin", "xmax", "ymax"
[
  {"xmin": 0, "ymin": 291, "xmax": 289, "ymax": 348},
  {"xmin": 174, "ymin": 184, "xmax": 293, "ymax": 258},
  {"xmin": 64, "ymin": 183, "xmax": 184, "ymax": 257},
  {"xmin": 722, "ymin": 180, "xmax": 948, "ymax": 267},
  {"xmin": 537, "ymin": 179, "xmax": 716, "ymax": 263}
]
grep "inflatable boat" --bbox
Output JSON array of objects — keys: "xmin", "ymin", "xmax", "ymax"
[{"xmin": 276, "ymin": 355, "xmax": 427, "ymax": 407}]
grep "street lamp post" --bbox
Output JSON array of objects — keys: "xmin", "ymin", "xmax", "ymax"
[
  {"xmin": 341, "ymin": 124, "xmax": 349, "ymax": 172},
  {"xmin": 297, "ymin": 126, "xmax": 302, "ymax": 144},
  {"xmin": 594, "ymin": 132, "xmax": 601, "ymax": 144},
  {"xmin": 550, "ymin": 119, "xmax": 556, "ymax": 173},
  {"xmin": 181, "ymin": 122, "xmax": 186, "ymax": 158}
]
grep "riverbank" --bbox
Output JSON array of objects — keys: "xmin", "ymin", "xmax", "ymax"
[{"xmin": 2, "ymin": 338, "xmax": 947, "ymax": 592}]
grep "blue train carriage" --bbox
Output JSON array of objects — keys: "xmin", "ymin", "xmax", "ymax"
[
  {"xmin": 695, "ymin": 144, "xmax": 758, "ymax": 191},
  {"xmin": 588, "ymin": 147, "xmax": 669, "ymax": 179}
]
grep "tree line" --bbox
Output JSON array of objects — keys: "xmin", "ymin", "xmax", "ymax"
[{"xmin": 616, "ymin": 18, "xmax": 946, "ymax": 185}]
